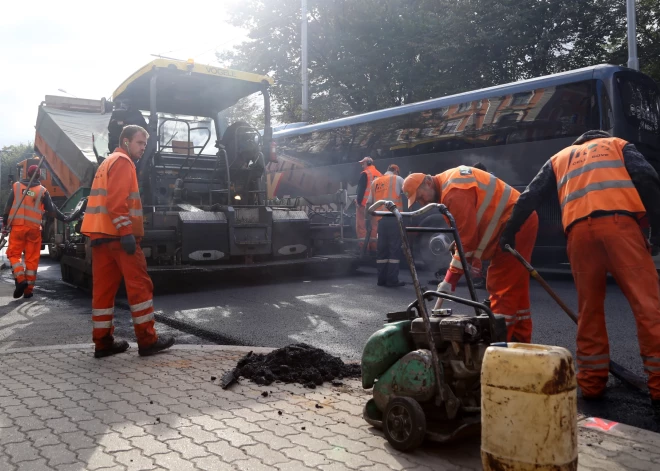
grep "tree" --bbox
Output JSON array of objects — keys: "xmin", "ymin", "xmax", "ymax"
[
  {"xmin": 219, "ymin": 0, "xmax": 660, "ymax": 123},
  {"xmin": 221, "ymin": 95, "xmax": 266, "ymax": 129},
  {"xmin": 0, "ymin": 143, "xmax": 33, "ymax": 211}
]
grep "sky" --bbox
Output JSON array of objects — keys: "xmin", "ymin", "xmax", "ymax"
[{"xmin": 0, "ymin": 1, "xmax": 247, "ymax": 148}]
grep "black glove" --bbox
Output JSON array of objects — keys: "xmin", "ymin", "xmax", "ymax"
[
  {"xmin": 499, "ymin": 231, "xmax": 516, "ymax": 252},
  {"xmin": 120, "ymin": 234, "xmax": 136, "ymax": 255},
  {"xmin": 650, "ymin": 234, "xmax": 660, "ymax": 256}
]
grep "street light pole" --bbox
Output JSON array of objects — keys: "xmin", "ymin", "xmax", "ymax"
[
  {"xmin": 301, "ymin": 0, "xmax": 309, "ymax": 121},
  {"xmin": 627, "ymin": 0, "xmax": 640, "ymax": 70}
]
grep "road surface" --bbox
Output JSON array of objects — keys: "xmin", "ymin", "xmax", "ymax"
[{"xmin": 4, "ymin": 255, "xmax": 659, "ymax": 433}]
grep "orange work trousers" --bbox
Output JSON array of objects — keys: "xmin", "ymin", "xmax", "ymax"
[
  {"xmin": 356, "ymin": 205, "xmax": 377, "ymax": 251},
  {"xmin": 91, "ymin": 241, "xmax": 158, "ymax": 350},
  {"xmin": 6, "ymin": 225, "xmax": 42, "ymax": 295},
  {"xmin": 568, "ymin": 215, "xmax": 660, "ymax": 400},
  {"xmin": 487, "ymin": 211, "xmax": 539, "ymax": 343}
]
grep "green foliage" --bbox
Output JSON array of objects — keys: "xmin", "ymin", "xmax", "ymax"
[
  {"xmin": 224, "ymin": 1, "xmax": 660, "ymax": 123},
  {"xmin": 0, "ymin": 143, "xmax": 32, "ymax": 211},
  {"xmin": 222, "ymin": 96, "xmax": 266, "ymax": 129}
]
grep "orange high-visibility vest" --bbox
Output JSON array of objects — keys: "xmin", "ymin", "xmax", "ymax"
[
  {"xmin": 434, "ymin": 166, "xmax": 519, "ymax": 269},
  {"xmin": 81, "ymin": 152, "xmax": 144, "ymax": 237},
  {"xmin": 360, "ymin": 166, "xmax": 382, "ymax": 207},
  {"xmin": 372, "ymin": 174, "xmax": 403, "ymax": 209},
  {"xmin": 550, "ymin": 137, "xmax": 645, "ymax": 231},
  {"xmin": 10, "ymin": 182, "xmax": 45, "ymax": 229}
]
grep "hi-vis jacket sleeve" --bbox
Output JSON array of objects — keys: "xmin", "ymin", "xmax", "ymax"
[
  {"xmin": 106, "ymin": 158, "xmax": 136, "ymax": 237},
  {"xmin": 443, "ymin": 187, "xmax": 478, "ymax": 281}
]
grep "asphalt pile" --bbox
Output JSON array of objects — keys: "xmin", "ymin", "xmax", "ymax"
[{"xmin": 232, "ymin": 343, "xmax": 361, "ymax": 388}]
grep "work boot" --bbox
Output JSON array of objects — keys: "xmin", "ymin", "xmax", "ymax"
[
  {"xmin": 94, "ymin": 340, "xmax": 130, "ymax": 358},
  {"xmin": 13, "ymin": 281, "xmax": 28, "ymax": 299},
  {"xmin": 138, "ymin": 336, "xmax": 175, "ymax": 357},
  {"xmin": 23, "ymin": 293, "xmax": 33, "ymax": 299},
  {"xmin": 386, "ymin": 281, "xmax": 406, "ymax": 287}
]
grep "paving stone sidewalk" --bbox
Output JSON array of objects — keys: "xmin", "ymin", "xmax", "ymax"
[{"xmin": 0, "ymin": 345, "xmax": 659, "ymax": 471}]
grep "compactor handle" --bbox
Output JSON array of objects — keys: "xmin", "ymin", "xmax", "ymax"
[{"xmin": 368, "ymin": 201, "xmax": 449, "ymax": 219}]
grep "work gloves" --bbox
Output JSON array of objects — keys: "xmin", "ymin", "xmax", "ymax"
[
  {"xmin": 499, "ymin": 230, "xmax": 516, "ymax": 252},
  {"xmin": 650, "ymin": 235, "xmax": 660, "ymax": 256},
  {"xmin": 120, "ymin": 234, "xmax": 137, "ymax": 255},
  {"xmin": 437, "ymin": 280, "xmax": 454, "ymax": 293}
]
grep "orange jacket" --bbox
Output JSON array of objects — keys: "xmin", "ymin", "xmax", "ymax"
[
  {"xmin": 434, "ymin": 166, "xmax": 519, "ymax": 276},
  {"xmin": 372, "ymin": 174, "xmax": 403, "ymax": 210},
  {"xmin": 9, "ymin": 182, "xmax": 45, "ymax": 229},
  {"xmin": 550, "ymin": 137, "xmax": 645, "ymax": 231},
  {"xmin": 359, "ymin": 166, "xmax": 382, "ymax": 207},
  {"xmin": 81, "ymin": 149, "xmax": 144, "ymax": 239}
]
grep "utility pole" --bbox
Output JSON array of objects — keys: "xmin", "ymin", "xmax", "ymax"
[
  {"xmin": 301, "ymin": 0, "xmax": 309, "ymax": 121},
  {"xmin": 627, "ymin": 0, "xmax": 639, "ymax": 70}
]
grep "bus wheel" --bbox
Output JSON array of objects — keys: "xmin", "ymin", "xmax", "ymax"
[{"xmin": 417, "ymin": 214, "xmax": 452, "ymax": 274}]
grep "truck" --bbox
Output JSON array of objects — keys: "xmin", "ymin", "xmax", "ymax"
[{"xmin": 33, "ymin": 58, "xmax": 356, "ymax": 288}]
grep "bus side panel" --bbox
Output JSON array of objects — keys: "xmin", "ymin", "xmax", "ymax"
[{"xmin": 270, "ymin": 137, "xmax": 574, "ymax": 264}]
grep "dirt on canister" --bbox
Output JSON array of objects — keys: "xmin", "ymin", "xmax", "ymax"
[{"xmin": 229, "ymin": 343, "xmax": 361, "ymax": 388}]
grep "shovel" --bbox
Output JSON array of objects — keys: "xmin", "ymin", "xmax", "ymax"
[{"xmin": 505, "ymin": 244, "xmax": 648, "ymax": 393}]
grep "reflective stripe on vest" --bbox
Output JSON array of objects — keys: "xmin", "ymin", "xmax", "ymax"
[
  {"xmin": 360, "ymin": 166, "xmax": 382, "ymax": 207},
  {"xmin": 10, "ymin": 182, "xmax": 45, "ymax": 228},
  {"xmin": 81, "ymin": 151, "xmax": 144, "ymax": 237},
  {"xmin": 372, "ymin": 175, "xmax": 403, "ymax": 209},
  {"xmin": 435, "ymin": 166, "xmax": 519, "ymax": 267},
  {"xmin": 550, "ymin": 137, "xmax": 645, "ymax": 231}
]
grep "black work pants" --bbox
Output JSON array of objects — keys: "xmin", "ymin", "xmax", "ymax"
[{"xmin": 376, "ymin": 217, "xmax": 402, "ymax": 286}]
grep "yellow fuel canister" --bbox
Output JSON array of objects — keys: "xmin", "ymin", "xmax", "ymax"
[{"xmin": 481, "ymin": 343, "xmax": 578, "ymax": 471}]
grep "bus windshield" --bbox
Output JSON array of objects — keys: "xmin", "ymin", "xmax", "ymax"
[{"xmin": 617, "ymin": 73, "xmax": 660, "ymax": 147}]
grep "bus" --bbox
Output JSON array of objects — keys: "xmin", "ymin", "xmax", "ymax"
[{"xmin": 268, "ymin": 64, "xmax": 660, "ymax": 264}]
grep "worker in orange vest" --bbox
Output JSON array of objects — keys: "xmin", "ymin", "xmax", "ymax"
[
  {"xmin": 367, "ymin": 164, "xmax": 406, "ymax": 287},
  {"xmin": 467, "ymin": 162, "xmax": 491, "ymax": 289},
  {"xmin": 80, "ymin": 125, "xmax": 175, "ymax": 358},
  {"xmin": 3, "ymin": 165, "xmax": 70, "ymax": 299},
  {"xmin": 500, "ymin": 130, "xmax": 660, "ymax": 407},
  {"xmin": 403, "ymin": 166, "xmax": 538, "ymax": 342},
  {"xmin": 356, "ymin": 157, "xmax": 382, "ymax": 252}
]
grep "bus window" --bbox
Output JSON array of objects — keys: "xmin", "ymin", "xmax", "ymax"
[
  {"xmin": 277, "ymin": 129, "xmax": 340, "ymax": 167},
  {"xmin": 351, "ymin": 115, "xmax": 411, "ymax": 161},
  {"xmin": 617, "ymin": 73, "xmax": 660, "ymax": 146},
  {"xmin": 404, "ymin": 82, "xmax": 596, "ymax": 156},
  {"xmin": 600, "ymin": 83, "xmax": 613, "ymax": 131}
]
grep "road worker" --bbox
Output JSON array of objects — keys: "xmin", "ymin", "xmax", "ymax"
[
  {"xmin": 367, "ymin": 164, "xmax": 406, "ymax": 287},
  {"xmin": 499, "ymin": 130, "xmax": 660, "ymax": 407},
  {"xmin": 403, "ymin": 166, "xmax": 538, "ymax": 342},
  {"xmin": 80, "ymin": 125, "xmax": 175, "ymax": 358},
  {"xmin": 3, "ymin": 165, "xmax": 70, "ymax": 299},
  {"xmin": 356, "ymin": 157, "xmax": 382, "ymax": 252},
  {"xmin": 468, "ymin": 162, "xmax": 492, "ymax": 289}
]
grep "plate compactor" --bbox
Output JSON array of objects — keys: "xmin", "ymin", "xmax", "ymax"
[{"xmin": 361, "ymin": 201, "xmax": 508, "ymax": 452}]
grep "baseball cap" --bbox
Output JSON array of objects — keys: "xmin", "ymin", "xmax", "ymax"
[
  {"xmin": 402, "ymin": 173, "xmax": 426, "ymax": 209},
  {"xmin": 358, "ymin": 157, "xmax": 373, "ymax": 165},
  {"xmin": 388, "ymin": 164, "xmax": 400, "ymax": 174},
  {"xmin": 27, "ymin": 165, "xmax": 40, "ymax": 179}
]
